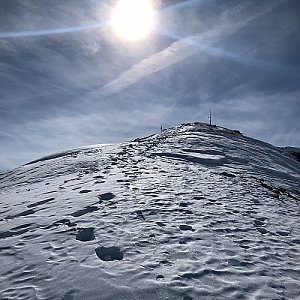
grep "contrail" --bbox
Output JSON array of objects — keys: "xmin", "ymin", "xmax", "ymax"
[
  {"xmin": 161, "ymin": 29, "xmax": 298, "ymax": 77},
  {"xmin": 161, "ymin": 0, "xmax": 203, "ymax": 13},
  {"xmin": 100, "ymin": 1, "xmax": 283, "ymax": 96},
  {"xmin": 0, "ymin": 23, "xmax": 102, "ymax": 39}
]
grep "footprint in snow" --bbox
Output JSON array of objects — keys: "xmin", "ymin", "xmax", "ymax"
[
  {"xmin": 179, "ymin": 237, "xmax": 194, "ymax": 244},
  {"xmin": 95, "ymin": 246, "xmax": 123, "ymax": 261},
  {"xmin": 136, "ymin": 210, "xmax": 145, "ymax": 221},
  {"xmin": 93, "ymin": 175, "xmax": 104, "ymax": 179},
  {"xmin": 94, "ymin": 180, "xmax": 105, "ymax": 184},
  {"xmin": 76, "ymin": 228, "xmax": 95, "ymax": 242},
  {"xmin": 72, "ymin": 187, "xmax": 81, "ymax": 190},
  {"xmin": 71, "ymin": 206, "xmax": 99, "ymax": 217},
  {"xmin": 27, "ymin": 197, "xmax": 54, "ymax": 208},
  {"xmin": 220, "ymin": 171, "xmax": 236, "ymax": 178},
  {"xmin": 276, "ymin": 230, "xmax": 289, "ymax": 236},
  {"xmin": 98, "ymin": 192, "xmax": 115, "ymax": 202},
  {"xmin": 253, "ymin": 217, "xmax": 269, "ymax": 233},
  {"xmin": 6, "ymin": 209, "xmax": 36, "ymax": 220},
  {"xmin": 156, "ymin": 222, "xmax": 166, "ymax": 227},
  {"xmin": 256, "ymin": 227, "xmax": 268, "ymax": 234},
  {"xmin": 79, "ymin": 189, "xmax": 92, "ymax": 194},
  {"xmin": 254, "ymin": 219, "xmax": 265, "ymax": 226},
  {"xmin": 180, "ymin": 224, "xmax": 194, "ymax": 231},
  {"xmin": 0, "ymin": 224, "xmax": 33, "ymax": 240}
]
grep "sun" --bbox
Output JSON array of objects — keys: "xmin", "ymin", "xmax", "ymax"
[{"xmin": 109, "ymin": 0, "xmax": 157, "ymax": 41}]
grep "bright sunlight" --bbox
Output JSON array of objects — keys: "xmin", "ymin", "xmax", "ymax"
[{"xmin": 109, "ymin": 0, "xmax": 157, "ymax": 41}]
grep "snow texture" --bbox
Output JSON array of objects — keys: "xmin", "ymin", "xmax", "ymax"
[{"xmin": 0, "ymin": 122, "xmax": 299, "ymax": 300}]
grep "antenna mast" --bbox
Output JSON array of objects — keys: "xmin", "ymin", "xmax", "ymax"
[{"xmin": 209, "ymin": 109, "xmax": 212, "ymax": 126}]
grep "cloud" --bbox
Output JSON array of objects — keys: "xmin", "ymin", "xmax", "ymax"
[
  {"xmin": 1, "ymin": 0, "xmax": 298, "ymax": 171},
  {"xmin": 0, "ymin": 102, "xmax": 174, "ymax": 170},
  {"xmin": 0, "ymin": 23, "xmax": 103, "ymax": 39},
  {"xmin": 100, "ymin": 1, "xmax": 283, "ymax": 96},
  {"xmin": 213, "ymin": 90, "xmax": 300, "ymax": 147}
]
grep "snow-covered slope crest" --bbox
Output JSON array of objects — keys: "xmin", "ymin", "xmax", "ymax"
[{"xmin": 0, "ymin": 122, "xmax": 299, "ymax": 300}]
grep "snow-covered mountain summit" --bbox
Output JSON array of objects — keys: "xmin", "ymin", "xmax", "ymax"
[{"xmin": 0, "ymin": 122, "xmax": 299, "ymax": 299}]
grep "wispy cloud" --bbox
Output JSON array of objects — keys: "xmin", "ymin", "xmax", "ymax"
[{"xmin": 100, "ymin": 1, "xmax": 283, "ymax": 96}]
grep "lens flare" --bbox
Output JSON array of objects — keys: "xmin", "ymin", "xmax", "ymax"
[{"xmin": 110, "ymin": 0, "xmax": 156, "ymax": 41}]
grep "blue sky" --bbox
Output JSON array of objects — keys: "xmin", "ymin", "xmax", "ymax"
[{"xmin": 0, "ymin": 0, "xmax": 300, "ymax": 170}]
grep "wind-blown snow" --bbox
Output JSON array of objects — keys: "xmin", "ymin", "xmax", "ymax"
[{"xmin": 0, "ymin": 123, "xmax": 299, "ymax": 299}]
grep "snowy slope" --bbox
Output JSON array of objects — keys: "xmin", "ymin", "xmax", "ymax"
[{"xmin": 0, "ymin": 122, "xmax": 299, "ymax": 300}]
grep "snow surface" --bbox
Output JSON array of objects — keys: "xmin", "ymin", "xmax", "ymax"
[{"xmin": 0, "ymin": 122, "xmax": 299, "ymax": 300}]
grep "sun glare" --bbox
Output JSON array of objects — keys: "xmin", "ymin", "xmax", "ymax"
[{"xmin": 110, "ymin": 0, "xmax": 157, "ymax": 41}]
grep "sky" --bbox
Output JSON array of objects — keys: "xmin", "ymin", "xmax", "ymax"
[{"xmin": 0, "ymin": 0, "xmax": 300, "ymax": 171}]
